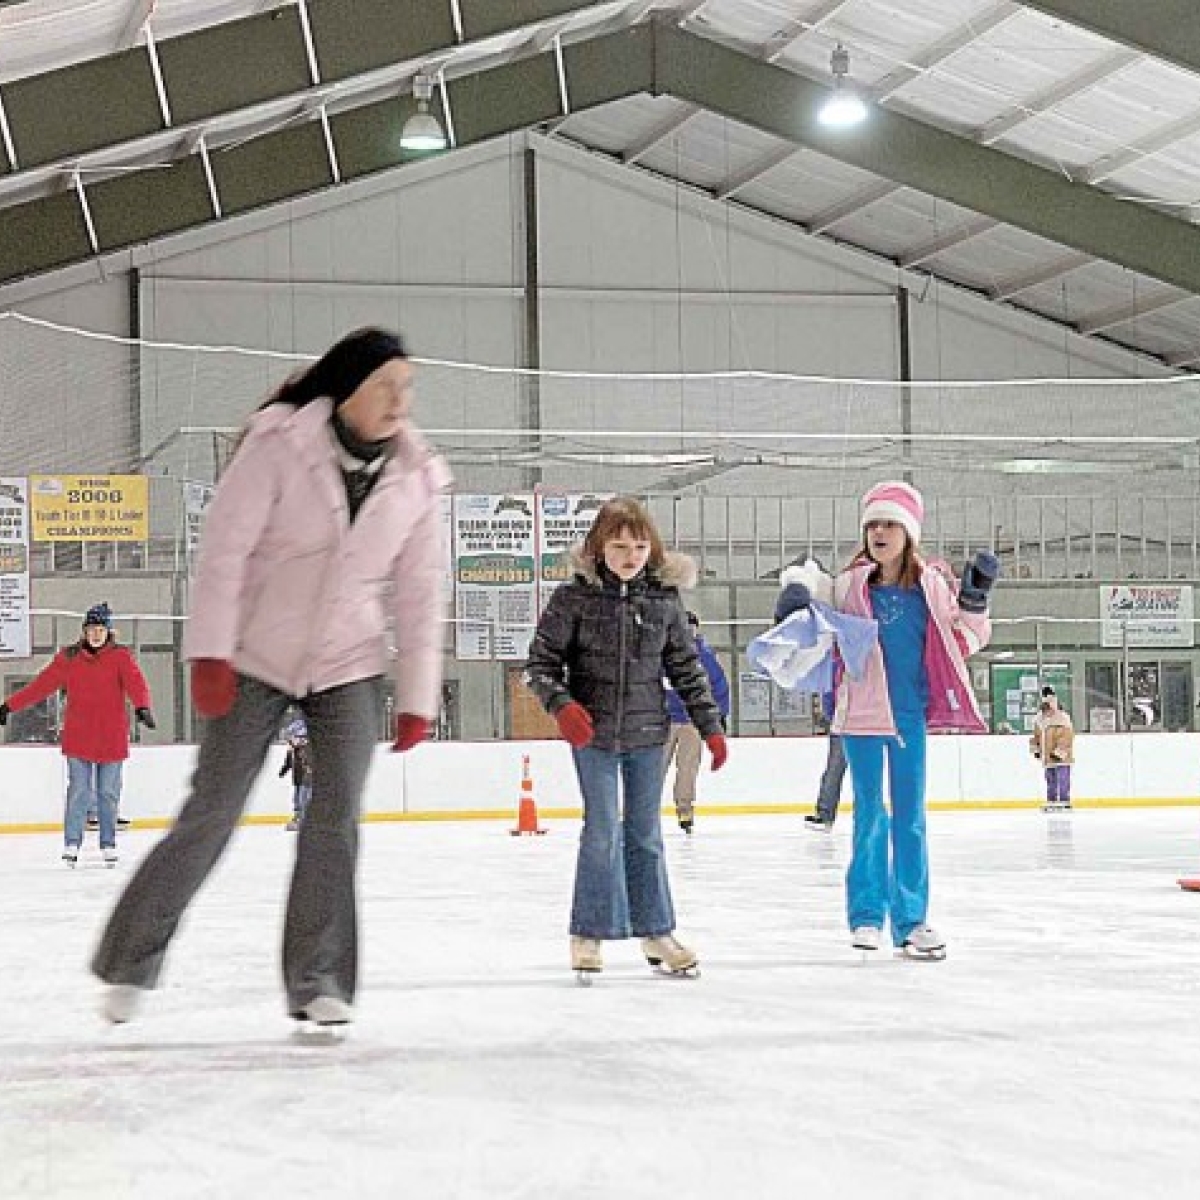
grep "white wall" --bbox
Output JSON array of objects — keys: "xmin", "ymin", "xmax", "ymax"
[{"xmin": 1, "ymin": 734, "xmax": 1196, "ymax": 830}]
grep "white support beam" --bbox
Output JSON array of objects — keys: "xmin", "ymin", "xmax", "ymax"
[
  {"xmin": 622, "ymin": 103, "xmax": 699, "ymax": 163},
  {"xmin": 757, "ymin": 0, "xmax": 855, "ymax": 64},
  {"xmin": 1077, "ymin": 291, "xmax": 1194, "ymax": 336},
  {"xmin": 871, "ymin": 1, "xmax": 1018, "ymax": 101},
  {"xmin": 976, "ymin": 48, "xmax": 1140, "ymax": 144},
  {"xmin": 808, "ymin": 181, "xmax": 900, "ymax": 234},
  {"xmin": 987, "ymin": 251, "xmax": 1094, "ymax": 300},
  {"xmin": 898, "ymin": 216, "xmax": 997, "ymax": 268},
  {"xmin": 1081, "ymin": 108, "xmax": 1200, "ymax": 185},
  {"xmin": 714, "ymin": 143, "xmax": 797, "ymax": 200},
  {"xmin": 116, "ymin": 0, "xmax": 156, "ymax": 50}
]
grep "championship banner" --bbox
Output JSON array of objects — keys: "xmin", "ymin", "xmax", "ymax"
[
  {"xmin": 31, "ymin": 475, "xmax": 149, "ymax": 542},
  {"xmin": 536, "ymin": 492, "xmax": 610, "ymax": 610},
  {"xmin": 453, "ymin": 494, "xmax": 537, "ymax": 661},
  {"xmin": 0, "ymin": 477, "xmax": 31, "ymax": 659}
]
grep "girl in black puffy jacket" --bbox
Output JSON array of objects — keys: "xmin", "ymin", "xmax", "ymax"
[{"xmin": 524, "ymin": 497, "xmax": 726, "ymax": 981}]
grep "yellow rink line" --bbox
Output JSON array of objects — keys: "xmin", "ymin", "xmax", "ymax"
[{"xmin": 1, "ymin": 796, "xmax": 1198, "ymax": 836}]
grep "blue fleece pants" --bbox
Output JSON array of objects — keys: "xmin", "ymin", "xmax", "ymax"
[{"xmin": 842, "ymin": 714, "xmax": 929, "ymax": 946}]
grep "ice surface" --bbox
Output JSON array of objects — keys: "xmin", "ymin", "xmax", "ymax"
[{"xmin": 1, "ymin": 809, "xmax": 1198, "ymax": 1199}]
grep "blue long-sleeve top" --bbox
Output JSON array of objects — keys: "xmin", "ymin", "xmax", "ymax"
[{"xmin": 666, "ymin": 635, "xmax": 729, "ymax": 723}]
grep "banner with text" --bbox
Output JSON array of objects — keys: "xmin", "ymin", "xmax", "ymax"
[
  {"xmin": 536, "ymin": 492, "xmax": 610, "ymax": 610},
  {"xmin": 0, "ymin": 477, "xmax": 30, "ymax": 658},
  {"xmin": 31, "ymin": 475, "xmax": 149, "ymax": 542},
  {"xmin": 1100, "ymin": 584, "xmax": 1194, "ymax": 648},
  {"xmin": 453, "ymin": 495, "xmax": 537, "ymax": 661}
]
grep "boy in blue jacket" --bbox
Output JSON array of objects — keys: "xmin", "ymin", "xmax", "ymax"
[{"xmin": 664, "ymin": 613, "xmax": 730, "ymax": 832}]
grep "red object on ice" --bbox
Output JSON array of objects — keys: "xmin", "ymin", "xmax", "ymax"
[{"xmin": 1178, "ymin": 878, "xmax": 1200, "ymax": 892}]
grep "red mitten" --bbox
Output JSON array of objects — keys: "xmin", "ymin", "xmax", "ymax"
[
  {"xmin": 190, "ymin": 659, "xmax": 237, "ymax": 718},
  {"xmin": 705, "ymin": 732, "xmax": 728, "ymax": 771},
  {"xmin": 392, "ymin": 713, "xmax": 430, "ymax": 753},
  {"xmin": 555, "ymin": 702, "xmax": 594, "ymax": 748}
]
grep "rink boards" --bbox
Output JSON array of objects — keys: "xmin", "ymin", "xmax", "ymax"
[{"xmin": 0, "ymin": 733, "xmax": 1198, "ymax": 831}]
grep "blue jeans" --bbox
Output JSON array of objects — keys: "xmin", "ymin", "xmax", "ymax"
[
  {"xmin": 569, "ymin": 745, "xmax": 675, "ymax": 939},
  {"xmin": 65, "ymin": 758, "xmax": 122, "ymax": 850},
  {"xmin": 292, "ymin": 783, "xmax": 313, "ymax": 818},
  {"xmin": 843, "ymin": 715, "xmax": 928, "ymax": 946},
  {"xmin": 815, "ymin": 734, "xmax": 848, "ymax": 821}
]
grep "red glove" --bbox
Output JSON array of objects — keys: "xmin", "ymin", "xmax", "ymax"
[
  {"xmin": 555, "ymin": 702, "xmax": 594, "ymax": 748},
  {"xmin": 392, "ymin": 713, "xmax": 430, "ymax": 753},
  {"xmin": 705, "ymin": 732, "xmax": 728, "ymax": 771},
  {"xmin": 191, "ymin": 659, "xmax": 237, "ymax": 718}
]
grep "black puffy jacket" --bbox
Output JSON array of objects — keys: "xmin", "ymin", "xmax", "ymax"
[{"xmin": 524, "ymin": 550, "xmax": 722, "ymax": 752}]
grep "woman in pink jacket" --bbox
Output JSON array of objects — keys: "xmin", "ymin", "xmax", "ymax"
[
  {"xmin": 817, "ymin": 483, "xmax": 993, "ymax": 961},
  {"xmin": 93, "ymin": 328, "xmax": 451, "ymax": 1029}
]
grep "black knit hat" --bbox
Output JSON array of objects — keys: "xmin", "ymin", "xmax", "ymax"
[
  {"xmin": 83, "ymin": 602, "xmax": 113, "ymax": 629},
  {"xmin": 270, "ymin": 328, "xmax": 408, "ymax": 410},
  {"xmin": 1041, "ymin": 685, "xmax": 1056, "ymax": 698}
]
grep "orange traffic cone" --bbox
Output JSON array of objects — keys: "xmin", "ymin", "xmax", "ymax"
[
  {"xmin": 1180, "ymin": 877, "xmax": 1200, "ymax": 892},
  {"xmin": 510, "ymin": 754, "xmax": 547, "ymax": 836}
]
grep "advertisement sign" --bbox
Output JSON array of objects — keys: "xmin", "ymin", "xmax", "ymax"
[
  {"xmin": 453, "ymin": 494, "xmax": 537, "ymax": 661},
  {"xmin": 30, "ymin": 474, "xmax": 149, "ymax": 542},
  {"xmin": 0, "ymin": 477, "xmax": 30, "ymax": 659},
  {"xmin": 1101, "ymin": 584, "xmax": 1194, "ymax": 648}
]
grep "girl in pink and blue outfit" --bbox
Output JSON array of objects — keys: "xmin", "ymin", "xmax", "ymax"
[{"xmin": 830, "ymin": 483, "xmax": 995, "ymax": 960}]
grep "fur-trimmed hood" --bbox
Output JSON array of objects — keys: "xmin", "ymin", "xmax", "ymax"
[{"xmin": 567, "ymin": 544, "xmax": 698, "ymax": 590}]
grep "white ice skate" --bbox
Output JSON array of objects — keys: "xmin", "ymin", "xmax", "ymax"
[
  {"xmin": 102, "ymin": 848, "xmax": 119, "ymax": 868},
  {"xmin": 642, "ymin": 934, "xmax": 699, "ymax": 978},
  {"xmin": 61, "ymin": 846, "xmax": 79, "ymax": 868},
  {"xmin": 571, "ymin": 936, "xmax": 603, "ymax": 986},
  {"xmin": 901, "ymin": 925, "xmax": 947, "ymax": 962},
  {"xmin": 292, "ymin": 996, "xmax": 353, "ymax": 1042},
  {"xmin": 101, "ymin": 984, "xmax": 145, "ymax": 1025},
  {"xmin": 851, "ymin": 925, "xmax": 881, "ymax": 962}
]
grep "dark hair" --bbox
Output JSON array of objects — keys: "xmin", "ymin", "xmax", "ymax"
[
  {"xmin": 686, "ymin": 611, "xmax": 700, "ymax": 628},
  {"xmin": 264, "ymin": 327, "xmax": 408, "ymax": 411},
  {"xmin": 582, "ymin": 497, "xmax": 666, "ymax": 572}
]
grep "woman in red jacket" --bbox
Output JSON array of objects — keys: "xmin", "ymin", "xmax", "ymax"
[{"xmin": 0, "ymin": 603, "xmax": 154, "ymax": 866}]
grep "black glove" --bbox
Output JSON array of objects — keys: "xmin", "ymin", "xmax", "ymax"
[
  {"xmin": 135, "ymin": 707, "xmax": 157, "ymax": 730},
  {"xmin": 959, "ymin": 550, "xmax": 1000, "ymax": 614},
  {"xmin": 0, "ymin": 702, "xmax": 8, "ymax": 726},
  {"xmin": 774, "ymin": 581, "xmax": 812, "ymax": 623}
]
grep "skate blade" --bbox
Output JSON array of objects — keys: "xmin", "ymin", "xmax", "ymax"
[
  {"xmin": 899, "ymin": 946, "xmax": 946, "ymax": 962},
  {"xmin": 291, "ymin": 1023, "xmax": 348, "ymax": 1044},
  {"xmin": 649, "ymin": 962, "xmax": 700, "ymax": 979},
  {"xmin": 574, "ymin": 969, "xmax": 601, "ymax": 987}
]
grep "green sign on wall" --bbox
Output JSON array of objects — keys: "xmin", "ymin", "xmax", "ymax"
[{"xmin": 990, "ymin": 664, "xmax": 1072, "ymax": 734}]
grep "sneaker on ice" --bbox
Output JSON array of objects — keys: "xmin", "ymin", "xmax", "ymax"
[
  {"xmin": 851, "ymin": 925, "xmax": 881, "ymax": 951},
  {"xmin": 300, "ymin": 996, "xmax": 353, "ymax": 1026},
  {"xmin": 804, "ymin": 814, "xmax": 833, "ymax": 831},
  {"xmin": 641, "ymin": 933, "xmax": 698, "ymax": 972},
  {"xmin": 102, "ymin": 984, "xmax": 145, "ymax": 1024}
]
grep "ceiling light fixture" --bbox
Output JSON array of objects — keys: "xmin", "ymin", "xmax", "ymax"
[
  {"xmin": 400, "ymin": 75, "xmax": 448, "ymax": 152},
  {"xmin": 818, "ymin": 44, "xmax": 868, "ymax": 128}
]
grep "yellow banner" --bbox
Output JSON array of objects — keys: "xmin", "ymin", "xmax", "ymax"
[{"xmin": 30, "ymin": 475, "xmax": 149, "ymax": 542}]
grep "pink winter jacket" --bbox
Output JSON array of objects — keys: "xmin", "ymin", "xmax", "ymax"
[
  {"xmin": 831, "ymin": 558, "xmax": 991, "ymax": 736},
  {"xmin": 183, "ymin": 398, "xmax": 451, "ymax": 718}
]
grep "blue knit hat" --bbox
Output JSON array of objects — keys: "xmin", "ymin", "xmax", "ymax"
[{"xmin": 83, "ymin": 602, "xmax": 113, "ymax": 629}]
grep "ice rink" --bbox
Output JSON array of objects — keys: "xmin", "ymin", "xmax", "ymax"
[{"xmin": 2, "ymin": 807, "xmax": 1198, "ymax": 1200}]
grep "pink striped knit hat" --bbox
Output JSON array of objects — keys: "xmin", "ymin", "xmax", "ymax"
[{"xmin": 861, "ymin": 481, "xmax": 924, "ymax": 545}]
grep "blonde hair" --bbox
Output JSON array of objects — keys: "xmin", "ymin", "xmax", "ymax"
[{"xmin": 582, "ymin": 497, "xmax": 666, "ymax": 572}]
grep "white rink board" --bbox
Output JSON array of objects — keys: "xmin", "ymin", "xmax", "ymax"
[{"xmin": 1, "ymin": 734, "xmax": 1198, "ymax": 826}]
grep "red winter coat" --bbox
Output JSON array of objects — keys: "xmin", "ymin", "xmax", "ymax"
[{"xmin": 6, "ymin": 639, "xmax": 151, "ymax": 762}]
